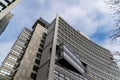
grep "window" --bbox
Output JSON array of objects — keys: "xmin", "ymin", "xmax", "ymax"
[
  {"xmin": 23, "ymin": 31, "xmax": 31, "ymax": 36},
  {"xmin": 0, "ymin": 69, "xmax": 11, "ymax": 76},
  {"xmin": 54, "ymin": 70, "xmax": 59, "ymax": 75},
  {"xmin": 15, "ymin": 45, "xmax": 22, "ymax": 50},
  {"xmin": 38, "ymin": 48, "xmax": 43, "ymax": 53},
  {"xmin": 9, "ymin": 56, "xmax": 17, "ymax": 61},
  {"xmin": 11, "ymin": 50, "xmax": 20, "ymax": 56},
  {"xmin": 41, "ymin": 39, "xmax": 45, "ymax": 44},
  {"xmin": 42, "ymin": 36, "xmax": 46, "ymax": 39},
  {"xmin": 54, "ymin": 70, "xmax": 70, "ymax": 80},
  {"xmin": 21, "ymin": 34, "xmax": 29, "ymax": 39},
  {"xmin": 59, "ymin": 73, "xmax": 64, "ymax": 78},
  {"xmin": 31, "ymin": 73, "xmax": 37, "ymax": 80},
  {"xmin": 17, "ymin": 40, "xmax": 25, "ymax": 46},
  {"xmin": 20, "ymin": 36, "xmax": 27, "ymax": 41},
  {"xmin": 0, "ymin": 2, "xmax": 6, "ymax": 10},
  {"xmin": 5, "ymin": 0, "xmax": 15, "ymax": 3},
  {"xmin": 4, "ymin": 62, "xmax": 15, "ymax": 69},
  {"xmin": 65, "ymin": 77, "xmax": 70, "ymax": 80},
  {"xmin": 1, "ymin": 0, "xmax": 8, "ymax": 6},
  {"xmin": 43, "ymin": 32, "xmax": 47, "ymax": 37},
  {"xmin": 36, "ymin": 53, "xmax": 41, "ymax": 58},
  {"xmin": 35, "ymin": 59, "xmax": 40, "ymax": 65},
  {"xmin": 33, "ymin": 65, "xmax": 39, "ymax": 72},
  {"xmin": 4, "ymin": 0, "xmax": 12, "ymax": 5},
  {"xmin": 0, "ymin": 5, "xmax": 3, "ymax": 11},
  {"xmin": 40, "ymin": 44, "xmax": 44, "ymax": 48}
]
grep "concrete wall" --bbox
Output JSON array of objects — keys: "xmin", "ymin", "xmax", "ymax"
[
  {"xmin": 36, "ymin": 17, "xmax": 59, "ymax": 80},
  {"xmin": 14, "ymin": 23, "xmax": 46, "ymax": 80}
]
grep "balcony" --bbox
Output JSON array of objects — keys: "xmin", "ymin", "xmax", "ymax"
[{"xmin": 56, "ymin": 45, "xmax": 85, "ymax": 74}]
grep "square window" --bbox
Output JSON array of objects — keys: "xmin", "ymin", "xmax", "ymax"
[
  {"xmin": 35, "ymin": 59, "xmax": 40, "ymax": 65},
  {"xmin": 36, "ymin": 53, "xmax": 41, "ymax": 58},
  {"xmin": 41, "ymin": 40, "xmax": 45, "ymax": 44},
  {"xmin": 38, "ymin": 48, "xmax": 43, "ymax": 53},
  {"xmin": 40, "ymin": 44, "xmax": 44, "ymax": 48},
  {"xmin": 33, "ymin": 65, "xmax": 39, "ymax": 72},
  {"xmin": 31, "ymin": 73, "xmax": 37, "ymax": 80}
]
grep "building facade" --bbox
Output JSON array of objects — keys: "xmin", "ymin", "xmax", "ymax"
[
  {"xmin": 0, "ymin": 16, "xmax": 120, "ymax": 80},
  {"xmin": 0, "ymin": 18, "xmax": 49, "ymax": 80},
  {"xmin": 37, "ymin": 16, "xmax": 120, "ymax": 80},
  {"xmin": 0, "ymin": 27, "xmax": 32, "ymax": 80},
  {"xmin": 0, "ymin": 0, "xmax": 20, "ymax": 35}
]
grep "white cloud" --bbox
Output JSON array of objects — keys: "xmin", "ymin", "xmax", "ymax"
[
  {"xmin": 19, "ymin": 0, "xmax": 109, "ymax": 36},
  {"xmin": 35, "ymin": 0, "xmax": 113, "ymax": 36},
  {"xmin": 33, "ymin": 0, "xmax": 120, "ymax": 66},
  {"xmin": 11, "ymin": 0, "xmax": 113, "ymax": 36}
]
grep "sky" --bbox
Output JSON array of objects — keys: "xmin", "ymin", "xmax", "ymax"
[{"xmin": 0, "ymin": 0, "xmax": 120, "ymax": 66}]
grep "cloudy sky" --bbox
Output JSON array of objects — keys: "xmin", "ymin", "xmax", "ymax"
[{"xmin": 0, "ymin": 0, "xmax": 120, "ymax": 66}]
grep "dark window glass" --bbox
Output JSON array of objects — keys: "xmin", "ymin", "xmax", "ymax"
[
  {"xmin": 33, "ymin": 65, "xmax": 39, "ymax": 72},
  {"xmin": 42, "ymin": 36, "xmax": 46, "ymax": 39},
  {"xmin": 37, "ymin": 53, "xmax": 41, "ymax": 58},
  {"xmin": 35, "ymin": 59, "xmax": 40, "ymax": 65},
  {"xmin": 40, "ymin": 44, "xmax": 44, "ymax": 48},
  {"xmin": 43, "ymin": 33, "xmax": 47, "ymax": 37},
  {"xmin": 38, "ymin": 48, "xmax": 43, "ymax": 53},
  {"xmin": 31, "ymin": 73, "xmax": 37, "ymax": 80},
  {"xmin": 41, "ymin": 39, "xmax": 45, "ymax": 44}
]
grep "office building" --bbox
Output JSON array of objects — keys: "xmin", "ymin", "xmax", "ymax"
[
  {"xmin": 0, "ymin": 0, "xmax": 20, "ymax": 35},
  {"xmin": 0, "ymin": 27, "xmax": 32, "ymax": 80},
  {"xmin": 0, "ymin": 16, "xmax": 120, "ymax": 80},
  {"xmin": 0, "ymin": 18, "xmax": 49, "ymax": 80},
  {"xmin": 37, "ymin": 16, "xmax": 120, "ymax": 80},
  {"xmin": 0, "ymin": 12, "xmax": 13, "ymax": 35},
  {"xmin": 0, "ymin": 0, "xmax": 20, "ymax": 20}
]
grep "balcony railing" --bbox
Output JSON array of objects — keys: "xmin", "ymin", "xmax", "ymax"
[{"xmin": 57, "ymin": 45, "xmax": 85, "ymax": 74}]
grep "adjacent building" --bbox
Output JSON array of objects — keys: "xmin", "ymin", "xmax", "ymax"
[
  {"xmin": 0, "ymin": 18, "xmax": 49, "ymax": 80},
  {"xmin": 0, "ymin": 27, "xmax": 32, "ymax": 80},
  {"xmin": 0, "ymin": 0, "xmax": 20, "ymax": 35},
  {"xmin": 0, "ymin": 12, "xmax": 13, "ymax": 35},
  {"xmin": 0, "ymin": 16, "xmax": 120, "ymax": 80},
  {"xmin": 0, "ymin": 0, "xmax": 20, "ymax": 20}
]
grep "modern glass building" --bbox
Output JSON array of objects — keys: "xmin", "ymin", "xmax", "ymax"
[
  {"xmin": 0, "ymin": 0, "xmax": 20, "ymax": 35},
  {"xmin": 0, "ymin": 12, "xmax": 13, "ymax": 35},
  {"xmin": 0, "ymin": 0, "xmax": 20, "ymax": 20},
  {"xmin": 0, "ymin": 16, "xmax": 120, "ymax": 80}
]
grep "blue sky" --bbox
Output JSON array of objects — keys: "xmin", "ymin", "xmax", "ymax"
[{"xmin": 0, "ymin": 0, "xmax": 120, "ymax": 66}]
